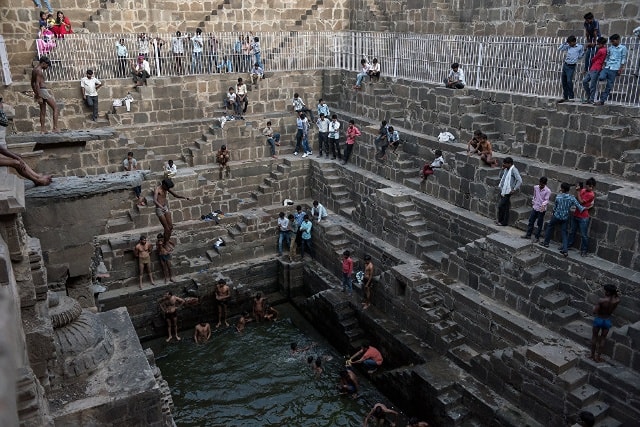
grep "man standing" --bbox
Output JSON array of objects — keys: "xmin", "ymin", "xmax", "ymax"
[
  {"xmin": 583, "ymin": 12, "xmax": 601, "ymax": 71},
  {"xmin": 262, "ymin": 120, "xmax": 280, "ymax": 159},
  {"xmin": 194, "ymin": 320, "xmax": 211, "ymax": 344},
  {"xmin": 294, "ymin": 112, "xmax": 311, "ymax": 157},
  {"xmin": 582, "ymin": 37, "xmax": 608, "ymax": 104},
  {"xmin": 80, "ymin": 69, "xmax": 102, "ymax": 121},
  {"xmin": 522, "ymin": 176, "xmax": 551, "ymax": 242},
  {"xmin": 216, "ymin": 144, "xmax": 231, "ymax": 179},
  {"xmin": 116, "ymin": 38, "xmax": 128, "ymax": 77},
  {"xmin": 341, "ymin": 250, "xmax": 353, "ymax": 295},
  {"xmin": 567, "ymin": 178, "xmax": 596, "ymax": 257},
  {"xmin": 444, "ymin": 62, "xmax": 466, "ymax": 89},
  {"xmin": 277, "ymin": 211, "xmax": 290, "ymax": 257},
  {"xmin": 316, "ymin": 113, "xmax": 330, "ymax": 157},
  {"xmin": 591, "ymin": 284, "xmax": 620, "ymax": 363},
  {"xmin": 154, "ymin": 178, "xmax": 190, "ymax": 246},
  {"xmin": 159, "ymin": 292, "xmax": 185, "ymax": 342},
  {"xmin": 557, "ymin": 36, "xmax": 584, "ymax": 103},
  {"xmin": 123, "ymin": 151, "xmax": 145, "ymax": 206},
  {"xmin": 134, "ymin": 235, "xmax": 155, "ymax": 289},
  {"xmin": 190, "ymin": 28, "xmax": 203, "ymax": 74},
  {"xmin": 31, "ymin": 56, "xmax": 59, "ymax": 134},
  {"xmin": 215, "ymin": 279, "xmax": 231, "ymax": 328},
  {"xmin": 343, "ymin": 120, "xmax": 361, "ymax": 165},
  {"xmin": 299, "ymin": 215, "xmax": 313, "ymax": 259},
  {"xmin": 596, "ymin": 34, "xmax": 627, "ymax": 106},
  {"xmin": 328, "ymin": 114, "xmax": 342, "ymax": 160},
  {"xmin": 236, "ymin": 77, "xmax": 248, "ymax": 115},
  {"xmin": 287, "ymin": 213, "xmax": 299, "ymax": 262},
  {"xmin": 171, "ymin": 31, "xmax": 185, "ymax": 75},
  {"xmin": 496, "ymin": 157, "xmax": 522, "ymax": 226},
  {"xmin": 540, "ymin": 182, "xmax": 585, "ymax": 256},
  {"xmin": 362, "ymin": 255, "xmax": 374, "ymax": 309}
]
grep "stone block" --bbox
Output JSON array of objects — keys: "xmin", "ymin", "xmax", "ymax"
[{"xmin": 525, "ymin": 343, "xmax": 578, "ymax": 374}]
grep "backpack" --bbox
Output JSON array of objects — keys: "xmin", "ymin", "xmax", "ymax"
[{"xmin": 0, "ymin": 109, "xmax": 8, "ymax": 127}]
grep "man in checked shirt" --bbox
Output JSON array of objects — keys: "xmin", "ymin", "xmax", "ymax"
[{"xmin": 540, "ymin": 182, "xmax": 585, "ymax": 257}]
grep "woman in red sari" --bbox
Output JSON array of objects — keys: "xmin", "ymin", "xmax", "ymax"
[{"xmin": 51, "ymin": 11, "xmax": 73, "ymax": 38}]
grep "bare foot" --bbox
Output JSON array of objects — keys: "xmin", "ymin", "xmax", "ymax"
[
  {"xmin": 169, "ymin": 278, "xmax": 176, "ymax": 283},
  {"xmin": 52, "ymin": 128, "xmax": 61, "ymax": 133},
  {"xmin": 176, "ymin": 336, "xmax": 181, "ymax": 341},
  {"xmin": 34, "ymin": 175, "xmax": 53, "ymax": 186},
  {"xmin": 225, "ymin": 321, "xmax": 229, "ymax": 327},
  {"xmin": 151, "ymin": 282, "xmax": 156, "ymax": 286},
  {"xmin": 216, "ymin": 322, "xmax": 221, "ymax": 328},
  {"xmin": 166, "ymin": 336, "xmax": 173, "ymax": 343}
]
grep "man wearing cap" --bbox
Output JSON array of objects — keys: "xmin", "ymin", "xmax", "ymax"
[
  {"xmin": 80, "ymin": 69, "xmax": 103, "ymax": 121},
  {"xmin": 30, "ymin": 56, "xmax": 59, "ymax": 133},
  {"xmin": 131, "ymin": 55, "xmax": 151, "ymax": 86}
]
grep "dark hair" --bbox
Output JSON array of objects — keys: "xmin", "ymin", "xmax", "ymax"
[
  {"xmin": 254, "ymin": 37, "xmax": 259, "ymax": 42},
  {"xmin": 372, "ymin": 58, "xmax": 378, "ymax": 63},
  {"xmin": 318, "ymin": 98, "xmax": 323, "ymax": 103},
  {"xmin": 434, "ymin": 149, "xmax": 442, "ymax": 156},
  {"xmin": 266, "ymin": 120, "xmax": 271, "ymax": 126},
  {"xmin": 221, "ymin": 144, "xmax": 227, "ymax": 150},
  {"xmin": 217, "ymin": 278, "xmax": 226, "ymax": 285},
  {"xmin": 86, "ymin": 69, "xmax": 93, "ymax": 75},
  {"xmin": 382, "ymin": 120, "xmax": 387, "ymax": 126},
  {"xmin": 343, "ymin": 250, "xmax": 350, "ymax": 257},
  {"xmin": 176, "ymin": 31, "xmax": 181, "ymax": 36},
  {"xmin": 157, "ymin": 233, "xmax": 164, "ymax": 239},
  {"xmin": 196, "ymin": 28, "xmax": 202, "ymax": 34},
  {"xmin": 288, "ymin": 214, "xmax": 294, "ymax": 220},
  {"xmin": 503, "ymin": 157, "xmax": 513, "ymax": 165},
  {"xmin": 313, "ymin": 200, "xmax": 319, "ymax": 206},
  {"xmin": 300, "ymin": 113, "xmax": 306, "ymax": 120},
  {"xmin": 537, "ymin": 176, "xmax": 547, "ymax": 184},
  {"xmin": 290, "ymin": 342, "xmax": 297, "ymax": 350},
  {"xmin": 451, "ymin": 62, "xmax": 459, "ymax": 69},
  {"xmin": 597, "ymin": 37, "xmax": 608, "ymax": 45},
  {"xmin": 584, "ymin": 12, "xmax": 594, "ymax": 20},
  {"xmin": 349, "ymin": 119, "xmax": 355, "ymax": 125},
  {"xmin": 474, "ymin": 129, "xmax": 482, "ymax": 136},
  {"xmin": 560, "ymin": 182, "xmax": 571, "ymax": 192},
  {"xmin": 161, "ymin": 178, "xmax": 175, "ymax": 189},
  {"xmin": 139, "ymin": 235, "xmax": 147, "ymax": 240},
  {"xmin": 567, "ymin": 35, "xmax": 577, "ymax": 43},
  {"xmin": 296, "ymin": 205, "xmax": 302, "ymax": 210},
  {"xmin": 303, "ymin": 215, "xmax": 309, "ymax": 220},
  {"xmin": 579, "ymin": 410, "xmax": 595, "ymax": 427},
  {"xmin": 39, "ymin": 56, "xmax": 51, "ymax": 66},
  {"xmin": 610, "ymin": 34, "xmax": 620, "ymax": 41},
  {"xmin": 361, "ymin": 59, "xmax": 367, "ymax": 65},
  {"xmin": 237, "ymin": 77, "xmax": 243, "ymax": 82},
  {"xmin": 586, "ymin": 177, "xmax": 596, "ymax": 187},
  {"xmin": 279, "ymin": 211, "xmax": 285, "ymax": 217},
  {"xmin": 307, "ymin": 356, "xmax": 314, "ymax": 364},
  {"xmin": 603, "ymin": 284, "xmax": 618, "ymax": 297},
  {"xmin": 254, "ymin": 63, "xmax": 260, "ymax": 67},
  {"xmin": 127, "ymin": 151, "xmax": 134, "ymax": 156},
  {"xmin": 364, "ymin": 254, "xmax": 371, "ymax": 261},
  {"xmin": 294, "ymin": 92, "xmax": 299, "ymax": 98},
  {"xmin": 388, "ymin": 126, "xmax": 394, "ymax": 132},
  {"xmin": 229, "ymin": 86, "xmax": 234, "ymax": 91},
  {"xmin": 331, "ymin": 114, "xmax": 337, "ymax": 119},
  {"xmin": 315, "ymin": 359, "xmax": 322, "ymax": 367}
]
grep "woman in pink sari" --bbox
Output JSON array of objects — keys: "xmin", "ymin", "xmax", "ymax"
[{"xmin": 51, "ymin": 11, "xmax": 73, "ymax": 38}]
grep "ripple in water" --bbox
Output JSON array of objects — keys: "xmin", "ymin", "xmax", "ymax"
[{"xmin": 153, "ymin": 319, "xmax": 374, "ymax": 427}]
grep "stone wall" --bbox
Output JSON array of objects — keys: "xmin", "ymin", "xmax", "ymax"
[{"xmin": 351, "ymin": 0, "xmax": 640, "ymax": 37}]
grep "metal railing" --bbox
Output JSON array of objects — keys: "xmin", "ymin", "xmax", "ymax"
[{"xmin": 34, "ymin": 31, "xmax": 640, "ymax": 106}]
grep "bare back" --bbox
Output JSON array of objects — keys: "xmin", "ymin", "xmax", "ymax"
[
  {"xmin": 31, "ymin": 66, "xmax": 45, "ymax": 94},
  {"xmin": 154, "ymin": 185, "xmax": 168, "ymax": 208},
  {"xmin": 596, "ymin": 295, "xmax": 620, "ymax": 318}
]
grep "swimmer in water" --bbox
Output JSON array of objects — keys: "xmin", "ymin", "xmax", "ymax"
[
  {"xmin": 236, "ymin": 311, "xmax": 252, "ymax": 333},
  {"xmin": 363, "ymin": 403, "xmax": 399, "ymax": 427},
  {"xmin": 290, "ymin": 342, "xmax": 314, "ymax": 354}
]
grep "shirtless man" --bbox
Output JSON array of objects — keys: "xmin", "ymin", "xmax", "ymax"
[
  {"xmin": 337, "ymin": 368, "xmax": 359, "ymax": 398},
  {"xmin": 154, "ymin": 178, "xmax": 190, "ymax": 247},
  {"xmin": 156, "ymin": 234, "xmax": 175, "ymax": 283},
  {"xmin": 159, "ymin": 291, "xmax": 185, "ymax": 342},
  {"xmin": 477, "ymin": 133, "xmax": 498, "ymax": 167},
  {"xmin": 362, "ymin": 255, "xmax": 374, "ymax": 309},
  {"xmin": 194, "ymin": 320, "xmax": 211, "ymax": 343},
  {"xmin": 363, "ymin": 403, "xmax": 399, "ymax": 427},
  {"xmin": 466, "ymin": 129, "xmax": 482, "ymax": 155},
  {"xmin": 133, "ymin": 235, "xmax": 155, "ymax": 289},
  {"xmin": 0, "ymin": 98, "xmax": 52, "ymax": 186},
  {"xmin": 30, "ymin": 56, "xmax": 60, "ymax": 133},
  {"xmin": 215, "ymin": 279, "xmax": 231, "ymax": 328},
  {"xmin": 591, "ymin": 284, "xmax": 620, "ymax": 362},
  {"xmin": 236, "ymin": 311, "xmax": 252, "ymax": 333},
  {"xmin": 253, "ymin": 292, "xmax": 266, "ymax": 322},
  {"xmin": 263, "ymin": 306, "xmax": 279, "ymax": 321}
]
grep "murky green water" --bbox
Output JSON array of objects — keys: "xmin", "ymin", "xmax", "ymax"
[{"xmin": 147, "ymin": 305, "xmax": 386, "ymax": 427}]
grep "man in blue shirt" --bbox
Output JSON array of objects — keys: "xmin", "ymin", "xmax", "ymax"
[
  {"xmin": 540, "ymin": 182, "xmax": 585, "ymax": 256},
  {"xmin": 557, "ymin": 36, "xmax": 584, "ymax": 103},
  {"xmin": 596, "ymin": 34, "xmax": 627, "ymax": 105},
  {"xmin": 299, "ymin": 215, "xmax": 313, "ymax": 259},
  {"xmin": 583, "ymin": 12, "xmax": 601, "ymax": 70}
]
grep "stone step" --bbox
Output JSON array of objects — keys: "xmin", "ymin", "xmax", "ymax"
[
  {"xmin": 340, "ymin": 206, "xmax": 355, "ymax": 219},
  {"xmin": 448, "ymin": 343, "xmax": 481, "ymax": 371},
  {"xmin": 105, "ymin": 216, "xmax": 134, "ymax": 233},
  {"xmin": 568, "ymin": 383, "xmax": 600, "ymax": 407},
  {"xmin": 423, "ymin": 250, "xmax": 446, "ymax": 266},
  {"xmin": 557, "ymin": 366, "xmax": 589, "ymax": 391},
  {"xmin": 594, "ymin": 417, "xmax": 622, "ymax": 427},
  {"xmin": 539, "ymin": 290, "xmax": 570, "ymax": 310},
  {"xmin": 582, "ymin": 401, "xmax": 610, "ymax": 423},
  {"xmin": 436, "ymin": 388, "xmax": 463, "ymax": 411}
]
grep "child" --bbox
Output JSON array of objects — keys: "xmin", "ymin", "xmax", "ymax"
[
  {"xmin": 156, "ymin": 233, "xmax": 175, "ymax": 283},
  {"xmin": 477, "ymin": 134, "xmax": 498, "ymax": 167},
  {"xmin": 388, "ymin": 126, "xmax": 401, "ymax": 154},
  {"xmin": 557, "ymin": 35, "xmax": 584, "ymax": 103},
  {"xmin": 263, "ymin": 306, "xmax": 279, "ymax": 321},
  {"xmin": 540, "ymin": 182, "xmax": 585, "ymax": 256},
  {"xmin": 467, "ymin": 129, "xmax": 482, "ymax": 155},
  {"xmin": 421, "ymin": 150, "xmax": 444, "ymax": 180},
  {"xmin": 522, "ymin": 177, "xmax": 551, "ymax": 242},
  {"xmin": 314, "ymin": 358, "xmax": 323, "ymax": 377},
  {"xmin": 236, "ymin": 311, "xmax": 252, "ymax": 333}
]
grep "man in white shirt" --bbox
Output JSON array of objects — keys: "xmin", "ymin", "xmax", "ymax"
[
  {"xmin": 80, "ymin": 69, "xmax": 102, "ymax": 121},
  {"xmin": 250, "ymin": 63, "xmax": 264, "ymax": 84},
  {"xmin": 172, "ymin": 31, "xmax": 185, "ymax": 75},
  {"xmin": 164, "ymin": 159, "xmax": 177, "ymax": 178},
  {"xmin": 236, "ymin": 77, "xmax": 248, "ymax": 115},
  {"xmin": 224, "ymin": 87, "xmax": 240, "ymax": 116},
  {"xmin": 131, "ymin": 55, "xmax": 151, "ymax": 86},
  {"xmin": 316, "ymin": 113, "xmax": 330, "ymax": 158},
  {"xmin": 190, "ymin": 28, "xmax": 203, "ymax": 74},
  {"xmin": 116, "ymin": 38, "xmax": 128, "ymax": 77},
  {"xmin": 311, "ymin": 200, "xmax": 328, "ymax": 222},
  {"xmin": 138, "ymin": 33, "xmax": 149, "ymax": 60},
  {"xmin": 328, "ymin": 114, "xmax": 342, "ymax": 160},
  {"xmin": 444, "ymin": 63, "xmax": 466, "ymax": 89}
]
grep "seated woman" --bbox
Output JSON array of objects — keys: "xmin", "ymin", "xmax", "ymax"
[
  {"xmin": 37, "ymin": 25, "xmax": 56, "ymax": 56},
  {"xmin": 51, "ymin": 11, "xmax": 73, "ymax": 38}
]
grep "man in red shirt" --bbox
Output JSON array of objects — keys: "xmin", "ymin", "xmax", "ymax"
[
  {"xmin": 568, "ymin": 177, "xmax": 596, "ymax": 257},
  {"xmin": 342, "ymin": 250, "xmax": 354, "ymax": 295},
  {"xmin": 350, "ymin": 343, "xmax": 383, "ymax": 374},
  {"xmin": 582, "ymin": 37, "xmax": 607, "ymax": 104}
]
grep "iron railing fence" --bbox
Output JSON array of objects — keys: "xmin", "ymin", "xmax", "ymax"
[{"xmin": 34, "ymin": 31, "xmax": 640, "ymax": 106}]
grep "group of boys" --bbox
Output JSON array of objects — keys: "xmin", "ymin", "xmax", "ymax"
[
  {"xmin": 558, "ymin": 12, "xmax": 628, "ymax": 105},
  {"xmin": 276, "ymin": 203, "xmax": 321, "ymax": 260}
]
